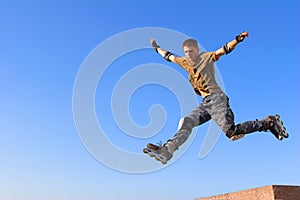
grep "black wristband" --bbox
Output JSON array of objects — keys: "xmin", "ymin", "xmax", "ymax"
[
  {"xmin": 235, "ymin": 34, "xmax": 245, "ymax": 43},
  {"xmin": 155, "ymin": 47, "xmax": 160, "ymax": 53}
]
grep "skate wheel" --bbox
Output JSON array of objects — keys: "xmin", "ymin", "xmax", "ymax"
[
  {"xmin": 275, "ymin": 114, "xmax": 280, "ymax": 119},
  {"xmin": 154, "ymin": 155, "xmax": 167, "ymax": 164},
  {"xmin": 283, "ymin": 133, "xmax": 289, "ymax": 138},
  {"xmin": 278, "ymin": 135, "xmax": 283, "ymax": 140},
  {"xmin": 159, "ymin": 157, "xmax": 167, "ymax": 164},
  {"xmin": 143, "ymin": 148, "xmax": 149, "ymax": 154},
  {"xmin": 144, "ymin": 148, "xmax": 168, "ymax": 164},
  {"xmin": 143, "ymin": 148, "xmax": 154, "ymax": 156}
]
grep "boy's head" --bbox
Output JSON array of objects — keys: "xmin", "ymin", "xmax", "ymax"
[{"xmin": 182, "ymin": 39, "xmax": 199, "ymax": 62}]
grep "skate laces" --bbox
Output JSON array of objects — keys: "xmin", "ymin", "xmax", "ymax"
[{"xmin": 156, "ymin": 141, "xmax": 163, "ymax": 147}]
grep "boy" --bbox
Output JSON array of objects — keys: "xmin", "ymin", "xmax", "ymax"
[{"xmin": 143, "ymin": 31, "xmax": 288, "ymax": 164}]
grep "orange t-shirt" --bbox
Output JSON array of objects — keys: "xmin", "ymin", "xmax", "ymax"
[{"xmin": 174, "ymin": 52, "xmax": 223, "ymax": 97}]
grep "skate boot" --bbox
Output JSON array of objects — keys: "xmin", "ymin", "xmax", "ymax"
[
  {"xmin": 263, "ymin": 114, "xmax": 289, "ymax": 140},
  {"xmin": 143, "ymin": 141, "xmax": 177, "ymax": 164}
]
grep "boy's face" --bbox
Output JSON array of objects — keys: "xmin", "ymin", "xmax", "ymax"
[{"xmin": 183, "ymin": 45, "xmax": 199, "ymax": 62}]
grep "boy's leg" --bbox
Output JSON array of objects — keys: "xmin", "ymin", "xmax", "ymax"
[
  {"xmin": 226, "ymin": 116, "xmax": 288, "ymax": 140},
  {"xmin": 169, "ymin": 104, "xmax": 211, "ymax": 149},
  {"xmin": 227, "ymin": 120, "xmax": 268, "ymax": 140},
  {"xmin": 145, "ymin": 103, "xmax": 211, "ymax": 162},
  {"xmin": 207, "ymin": 93, "xmax": 284, "ymax": 140},
  {"xmin": 205, "ymin": 93, "xmax": 236, "ymax": 137}
]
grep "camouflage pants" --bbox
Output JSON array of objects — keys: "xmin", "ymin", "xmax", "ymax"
[{"xmin": 170, "ymin": 92, "xmax": 267, "ymax": 147}]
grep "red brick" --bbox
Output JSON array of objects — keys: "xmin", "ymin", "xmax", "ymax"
[{"xmin": 196, "ymin": 185, "xmax": 300, "ymax": 200}]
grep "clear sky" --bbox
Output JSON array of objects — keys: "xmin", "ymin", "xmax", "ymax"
[{"xmin": 1, "ymin": 0, "xmax": 299, "ymax": 200}]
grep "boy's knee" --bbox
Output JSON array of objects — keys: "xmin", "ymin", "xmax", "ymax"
[
  {"xmin": 225, "ymin": 124, "xmax": 244, "ymax": 140},
  {"xmin": 225, "ymin": 129, "xmax": 235, "ymax": 139}
]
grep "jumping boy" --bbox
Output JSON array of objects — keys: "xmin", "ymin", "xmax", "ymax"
[{"xmin": 143, "ymin": 31, "xmax": 288, "ymax": 164}]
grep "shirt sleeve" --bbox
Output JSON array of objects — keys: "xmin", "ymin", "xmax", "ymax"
[
  {"xmin": 174, "ymin": 57, "xmax": 193, "ymax": 72},
  {"xmin": 204, "ymin": 52, "xmax": 218, "ymax": 63},
  {"xmin": 212, "ymin": 52, "xmax": 219, "ymax": 62}
]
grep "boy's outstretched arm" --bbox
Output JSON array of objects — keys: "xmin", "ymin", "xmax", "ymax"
[
  {"xmin": 214, "ymin": 31, "xmax": 249, "ymax": 61},
  {"xmin": 150, "ymin": 38, "xmax": 177, "ymax": 62}
]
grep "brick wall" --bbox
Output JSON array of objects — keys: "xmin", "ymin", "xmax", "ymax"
[
  {"xmin": 196, "ymin": 185, "xmax": 300, "ymax": 200},
  {"xmin": 274, "ymin": 185, "xmax": 300, "ymax": 200}
]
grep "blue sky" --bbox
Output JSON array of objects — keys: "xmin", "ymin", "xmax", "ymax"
[{"xmin": 1, "ymin": 0, "xmax": 299, "ymax": 199}]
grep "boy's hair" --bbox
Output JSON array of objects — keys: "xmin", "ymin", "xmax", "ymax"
[{"xmin": 182, "ymin": 38, "xmax": 198, "ymax": 49}]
